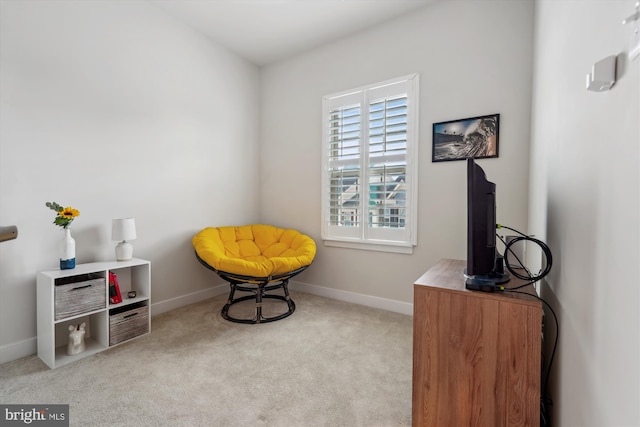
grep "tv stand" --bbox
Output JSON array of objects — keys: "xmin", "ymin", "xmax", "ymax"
[{"xmin": 412, "ymin": 259, "xmax": 542, "ymax": 426}]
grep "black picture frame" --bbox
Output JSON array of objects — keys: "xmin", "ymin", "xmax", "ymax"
[{"xmin": 432, "ymin": 113, "xmax": 500, "ymax": 162}]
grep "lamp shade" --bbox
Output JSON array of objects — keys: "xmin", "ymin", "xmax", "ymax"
[{"xmin": 112, "ymin": 218, "xmax": 136, "ymax": 242}]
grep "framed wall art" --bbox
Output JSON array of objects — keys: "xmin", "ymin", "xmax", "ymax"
[{"xmin": 432, "ymin": 113, "xmax": 500, "ymax": 162}]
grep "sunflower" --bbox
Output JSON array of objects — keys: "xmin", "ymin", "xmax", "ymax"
[
  {"xmin": 46, "ymin": 201, "xmax": 80, "ymax": 229},
  {"xmin": 59, "ymin": 207, "xmax": 80, "ymax": 219}
]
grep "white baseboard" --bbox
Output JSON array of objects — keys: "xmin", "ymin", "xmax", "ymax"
[
  {"xmin": 0, "ymin": 337, "xmax": 37, "ymax": 366},
  {"xmin": 150, "ymin": 284, "xmax": 228, "ymax": 316},
  {"xmin": 289, "ymin": 280, "xmax": 413, "ymax": 316},
  {"xmin": 151, "ymin": 281, "xmax": 414, "ymax": 317}
]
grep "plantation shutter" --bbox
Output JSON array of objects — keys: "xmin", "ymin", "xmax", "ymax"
[
  {"xmin": 364, "ymin": 80, "xmax": 413, "ymax": 243},
  {"xmin": 323, "ymin": 91, "xmax": 363, "ymax": 240},
  {"xmin": 322, "ymin": 74, "xmax": 418, "ymax": 251},
  {"xmin": 368, "ymin": 96, "xmax": 408, "ymax": 229},
  {"xmin": 328, "ymin": 105, "xmax": 361, "ymax": 227}
]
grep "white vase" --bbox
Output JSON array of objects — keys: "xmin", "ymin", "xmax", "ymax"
[{"xmin": 60, "ymin": 228, "xmax": 76, "ymax": 270}]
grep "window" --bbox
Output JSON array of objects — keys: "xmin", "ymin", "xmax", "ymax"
[{"xmin": 321, "ymin": 74, "xmax": 419, "ymax": 253}]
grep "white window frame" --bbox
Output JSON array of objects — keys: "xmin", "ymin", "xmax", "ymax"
[{"xmin": 321, "ymin": 74, "xmax": 419, "ymax": 254}]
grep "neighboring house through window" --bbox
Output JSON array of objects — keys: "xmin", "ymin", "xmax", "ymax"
[{"xmin": 321, "ymin": 74, "xmax": 419, "ymax": 253}]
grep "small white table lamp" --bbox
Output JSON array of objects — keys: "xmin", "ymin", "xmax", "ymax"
[{"xmin": 112, "ymin": 218, "xmax": 136, "ymax": 261}]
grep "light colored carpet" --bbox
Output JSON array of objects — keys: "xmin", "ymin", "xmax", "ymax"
[{"xmin": 0, "ymin": 291, "xmax": 413, "ymax": 426}]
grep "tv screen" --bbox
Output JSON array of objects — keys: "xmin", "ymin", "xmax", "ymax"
[{"xmin": 465, "ymin": 158, "xmax": 510, "ymax": 289}]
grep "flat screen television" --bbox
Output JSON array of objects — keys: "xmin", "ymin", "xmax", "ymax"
[{"xmin": 465, "ymin": 158, "xmax": 510, "ymax": 290}]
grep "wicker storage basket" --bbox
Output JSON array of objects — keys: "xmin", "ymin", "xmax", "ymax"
[
  {"xmin": 54, "ymin": 274, "xmax": 106, "ymax": 320},
  {"xmin": 109, "ymin": 301, "xmax": 149, "ymax": 346}
]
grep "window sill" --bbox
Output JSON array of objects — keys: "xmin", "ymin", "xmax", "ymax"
[{"xmin": 323, "ymin": 239, "xmax": 414, "ymax": 254}]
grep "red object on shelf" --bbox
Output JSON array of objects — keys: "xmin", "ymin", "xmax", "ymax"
[{"xmin": 109, "ymin": 272, "xmax": 122, "ymax": 304}]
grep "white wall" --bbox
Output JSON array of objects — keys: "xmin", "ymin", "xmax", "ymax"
[
  {"xmin": 0, "ymin": 0, "xmax": 260, "ymax": 363},
  {"xmin": 260, "ymin": 0, "xmax": 535, "ymax": 305},
  {"xmin": 530, "ymin": 1, "xmax": 639, "ymax": 425}
]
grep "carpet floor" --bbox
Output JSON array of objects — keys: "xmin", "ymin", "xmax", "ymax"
[{"xmin": 0, "ymin": 291, "xmax": 413, "ymax": 426}]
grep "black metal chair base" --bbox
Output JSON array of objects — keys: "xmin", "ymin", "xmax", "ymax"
[
  {"xmin": 221, "ymin": 280, "xmax": 295, "ymax": 324},
  {"xmin": 195, "ymin": 252, "xmax": 308, "ymax": 324}
]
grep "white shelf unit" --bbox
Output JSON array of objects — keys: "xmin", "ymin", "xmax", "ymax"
[{"xmin": 37, "ymin": 258, "xmax": 151, "ymax": 369}]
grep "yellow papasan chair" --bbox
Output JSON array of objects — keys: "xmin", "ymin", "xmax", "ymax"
[{"xmin": 192, "ymin": 224, "xmax": 316, "ymax": 324}]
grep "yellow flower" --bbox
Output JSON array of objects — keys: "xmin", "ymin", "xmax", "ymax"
[
  {"xmin": 59, "ymin": 207, "xmax": 80, "ymax": 219},
  {"xmin": 46, "ymin": 201, "xmax": 80, "ymax": 229}
]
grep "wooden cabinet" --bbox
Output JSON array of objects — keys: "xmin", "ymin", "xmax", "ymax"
[
  {"xmin": 412, "ymin": 259, "xmax": 542, "ymax": 427},
  {"xmin": 37, "ymin": 258, "xmax": 151, "ymax": 369}
]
